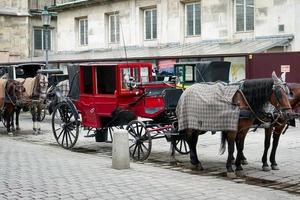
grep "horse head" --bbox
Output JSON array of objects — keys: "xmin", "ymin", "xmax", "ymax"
[
  {"xmin": 36, "ymin": 73, "xmax": 49, "ymax": 99},
  {"xmin": 270, "ymin": 72, "xmax": 293, "ymax": 120}
]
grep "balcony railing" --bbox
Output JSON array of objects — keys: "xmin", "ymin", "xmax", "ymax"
[{"xmin": 29, "ymin": 0, "xmax": 56, "ymax": 10}]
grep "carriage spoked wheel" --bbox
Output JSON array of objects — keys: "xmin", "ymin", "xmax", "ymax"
[
  {"xmin": 126, "ymin": 120, "xmax": 152, "ymax": 161},
  {"xmin": 52, "ymin": 102, "xmax": 79, "ymax": 149},
  {"xmin": 174, "ymin": 138, "xmax": 190, "ymax": 155}
]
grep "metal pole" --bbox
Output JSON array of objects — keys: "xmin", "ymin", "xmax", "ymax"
[{"xmin": 45, "ymin": 26, "xmax": 49, "ymax": 69}]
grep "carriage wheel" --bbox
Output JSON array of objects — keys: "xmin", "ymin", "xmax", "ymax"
[
  {"xmin": 126, "ymin": 120, "xmax": 152, "ymax": 161},
  {"xmin": 52, "ymin": 102, "xmax": 79, "ymax": 149},
  {"xmin": 175, "ymin": 138, "xmax": 190, "ymax": 155}
]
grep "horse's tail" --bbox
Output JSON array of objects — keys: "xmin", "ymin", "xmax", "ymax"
[{"xmin": 219, "ymin": 131, "xmax": 227, "ymax": 155}]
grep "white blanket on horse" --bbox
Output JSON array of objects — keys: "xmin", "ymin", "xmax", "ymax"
[
  {"xmin": 17, "ymin": 77, "xmax": 36, "ymax": 97},
  {"xmin": 0, "ymin": 79, "xmax": 7, "ymax": 109},
  {"xmin": 176, "ymin": 83, "xmax": 240, "ymax": 132}
]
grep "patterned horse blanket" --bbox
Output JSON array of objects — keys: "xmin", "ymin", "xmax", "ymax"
[
  {"xmin": 56, "ymin": 79, "xmax": 69, "ymax": 97},
  {"xmin": 0, "ymin": 79, "xmax": 7, "ymax": 109},
  {"xmin": 176, "ymin": 83, "xmax": 240, "ymax": 131},
  {"xmin": 16, "ymin": 77, "xmax": 36, "ymax": 97}
]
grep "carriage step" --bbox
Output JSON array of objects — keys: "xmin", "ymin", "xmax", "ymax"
[
  {"xmin": 165, "ymin": 132, "xmax": 179, "ymax": 137},
  {"xmin": 84, "ymin": 133, "xmax": 96, "ymax": 138}
]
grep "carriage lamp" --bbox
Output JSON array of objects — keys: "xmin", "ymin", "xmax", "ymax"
[{"xmin": 41, "ymin": 6, "xmax": 51, "ymax": 69}]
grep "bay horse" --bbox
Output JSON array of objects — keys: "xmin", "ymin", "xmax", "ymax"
[
  {"xmin": 15, "ymin": 73, "xmax": 48, "ymax": 134},
  {"xmin": 3, "ymin": 80, "xmax": 25, "ymax": 135},
  {"xmin": 260, "ymin": 83, "xmax": 300, "ymax": 171},
  {"xmin": 177, "ymin": 73, "xmax": 292, "ymax": 177}
]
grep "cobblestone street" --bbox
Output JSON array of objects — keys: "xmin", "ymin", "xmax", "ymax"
[{"xmin": 0, "ymin": 113, "xmax": 300, "ymax": 199}]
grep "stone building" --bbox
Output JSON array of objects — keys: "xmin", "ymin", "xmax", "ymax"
[
  {"xmin": 1, "ymin": 0, "xmax": 300, "ymax": 80},
  {"xmin": 0, "ymin": 0, "xmax": 57, "ymax": 62}
]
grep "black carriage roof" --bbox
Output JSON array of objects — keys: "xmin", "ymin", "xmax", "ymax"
[
  {"xmin": 37, "ymin": 69, "xmax": 64, "ymax": 75},
  {"xmin": 13, "ymin": 63, "xmax": 46, "ymax": 67},
  {"xmin": 78, "ymin": 62, "xmax": 152, "ymax": 67}
]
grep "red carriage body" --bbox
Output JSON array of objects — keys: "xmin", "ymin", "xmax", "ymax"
[{"xmin": 74, "ymin": 62, "xmax": 172, "ymax": 128}]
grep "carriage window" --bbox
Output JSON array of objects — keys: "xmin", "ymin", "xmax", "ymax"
[
  {"xmin": 96, "ymin": 66, "xmax": 116, "ymax": 94},
  {"xmin": 141, "ymin": 67, "xmax": 149, "ymax": 82},
  {"xmin": 121, "ymin": 68, "xmax": 130, "ymax": 89},
  {"xmin": 185, "ymin": 65, "xmax": 194, "ymax": 81},
  {"xmin": 176, "ymin": 66, "xmax": 184, "ymax": 82},
  {"xmin": 82, "ymin": 67, "xmax": 93, "ymax": 94}
]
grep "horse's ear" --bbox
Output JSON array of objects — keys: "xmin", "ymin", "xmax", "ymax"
[
  {"xmin": 281, "ymin": 72, "xmax": 286, "ymax": 82},
  {"xmin": 272, "ymin": 71, "xmax": 281, "ymax": 83},
  {"xmin": 272, "ymin": 71, "xmax": 278, "ymax": 79}
]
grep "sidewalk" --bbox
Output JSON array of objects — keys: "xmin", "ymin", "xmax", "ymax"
[
  {"xmin": 1, "ymin": 114, "xmax": 300, "ymax": 199},
  {"xmin": 0, "ymin": 136, "xmax": 299, "ymax": 200}
]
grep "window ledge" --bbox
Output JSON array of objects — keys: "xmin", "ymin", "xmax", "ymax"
[
  {"xmin": 185, "ymin": 35, "xmax": 201, "ymax": 38},
  {"xmin": 235, "ymin": 30, "xmax": 254, "ymax": 34}
]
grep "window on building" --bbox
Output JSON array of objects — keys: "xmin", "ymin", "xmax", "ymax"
[
  {"xmin": 186, "ymin": 2, "xmax": 201, "ymax": 36},
  {"xmin": 33, "ymin": 28, "xmax": 51, "ymax": 50},
  {"xmin": 109, "ymin": 14, "xmax": 120, "ymax": 43},
  {"xmin": 79, "ymin": 18, "xmax": 88, "ymax": 46},
  {"xmin": 144, "ymin": 8, "xmax": 157, "ymax": 40},
  {"xmin": 236, "ymin": 0, "xmax": 254, "ymax": 32}
]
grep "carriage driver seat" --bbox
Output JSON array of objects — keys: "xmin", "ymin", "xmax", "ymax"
[{"xmin": 162, "ymin": 88, "xmax": 183, "ymax": 114}]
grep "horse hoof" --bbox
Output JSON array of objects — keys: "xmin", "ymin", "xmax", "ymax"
[
  {"xmin": 241, "ymin": 160, "xmax": 248, "ymax": 165},
  {"xmin": 190, "ymin": 163, "xmax": 204, "ymax": 171},
  {"xmin": 231, "ymin": 159, "xmax": 235, "ymax": 165},
  {"xmin": 8, "ymin": 132, "xmax": 13, "ymax": 136},
  {"xmin": 11, "ymin": 127, "xmax": 16, "ymax": 132},
  {"xmin": 262, "ymin": 166, "xmax": 271, "ymax": 172},
  {"xmin": 16, "ymin": 127, "xmax": 21, "ymax": 131},
  {"xmin": 235, "ymin": 170, "xmax": 246, "ymax": 177},
  {"xmin": 271, "ymin": 165, "xmax": 279, "ymax": 170},
  {"xmin": 169, "ymin": 158, "xmax": 179, "ymax": 165},
  {"xmin": 227, "ymin": 172, "xmax": 237, "ymax": 179}
]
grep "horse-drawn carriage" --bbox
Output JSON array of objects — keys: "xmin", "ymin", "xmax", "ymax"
[
  {"xmin": 51, "ymin": 62, "xmax": 189, "ymax": 160},
  {"xmin": 51, "ymin": 61, "xmax": 297, "ymax": 176}
]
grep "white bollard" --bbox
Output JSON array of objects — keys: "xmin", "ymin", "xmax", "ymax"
[{"xmin": 112, "ymin": 129, "xmax": 130, "ymax": 169}]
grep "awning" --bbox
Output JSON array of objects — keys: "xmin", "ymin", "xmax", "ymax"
[{"xmin": 2, "ymin": 35, "xmax": 294, "ymax": 64}]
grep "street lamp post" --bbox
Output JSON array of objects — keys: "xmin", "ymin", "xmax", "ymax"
[{"xmin": 41, "ymin": 6, "xmax": 51, "ymax": 69}]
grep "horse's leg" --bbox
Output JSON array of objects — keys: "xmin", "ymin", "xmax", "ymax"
[
  {"xmin": 15, "ymin": 107, "xmax": 21, "ymax": 131},
  {"xmin": 6, "ymin": 105, "xmax": 13, "ymax": 136},
  {"xmin": 225, "ymin": 131, "xmax": 236, "ymax": 177},
  {"xmin": 270, "ymin": 126, "xmax": 283, "ymax": 170},
  {"xmin": 11, "ymin": 110, "xmax": 15, "ymax": 131},
  {"xmin": 186, "ymin": 130, "xmax": 203, "ymax": 171},
  {"xmin": 262, "ymin": 127, "xmax": 272, "ymax": 171},
  {"xmin": 169, "ymin": 137, "xmax": 177, "ymax": 165},
  {"xmin": 235, "ymin": 130, "xmax": 248, "ymax": 177},
  {"xmin": 31, "ymin": 105, "xmax": 37, "ymax": 134},
  {"xmin": 37, "ymin": 103, "xmax": 42, "ymax": 134}
]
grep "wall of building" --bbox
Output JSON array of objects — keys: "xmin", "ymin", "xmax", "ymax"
[
  {"xmin": 56, "ymin": 0, "xmax": 300, "ymax": 53},
  {"xmin": 0, "ymin": 15, "xmax": 30, "ymax": 60}
]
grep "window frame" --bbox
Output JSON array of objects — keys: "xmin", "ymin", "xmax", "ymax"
[
  {"xmin": 33, "ymin": 28, "xmax": 52, "ymax": 51},
  {"xmin": 185, "ymin": 2, "xmax": 201, "ymax": 37},
  {"xmin": 78, "ymin": 18, "xmax": 88, "ymax": 46},
  {"xmin": 235, "ymin": 0, "xmax": 254, "ymax": 32},
  {"xmin": 144, "ymin": 8, "xmax": 157, "ymax": 41},
  {"xmin": 108, "ymin": 13, "xmax": 120, "ymax": 44}
]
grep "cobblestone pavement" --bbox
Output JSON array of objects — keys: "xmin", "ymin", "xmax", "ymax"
[{"xmin": 0, "ymin": 113, "xmax": 299, "ymax": 199}]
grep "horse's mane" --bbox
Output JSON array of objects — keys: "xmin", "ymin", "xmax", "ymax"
[{"xmin": 241, "ymin": 78, "xmax": 274, "ymax": 113}]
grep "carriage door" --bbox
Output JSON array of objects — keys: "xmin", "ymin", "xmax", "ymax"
[
  {"xmin": 94, "ymin": 65, "xmax": 117, "ymax": 125},
  {"xmin": 79, "ymin": 66, "xmax": 98, "ymax": 128}
]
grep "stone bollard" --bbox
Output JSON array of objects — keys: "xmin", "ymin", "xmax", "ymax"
[{"xmin": 112, "ymin": 129, "xmax": 130, "ymax": 169}]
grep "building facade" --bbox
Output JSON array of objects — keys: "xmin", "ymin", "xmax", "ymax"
[
  {"xmin": 53, "ymin": 0, "xmax": 299, "ymax": 52},
  {"xmin": 0, "ymin": 0, "xmax": 57, "ymax": 63}
]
